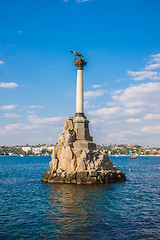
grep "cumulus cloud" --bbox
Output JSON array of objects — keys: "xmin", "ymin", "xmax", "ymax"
[
  {"xmin": 0, "ymin": 104, "xmax": 17, "ymax": 110},
  {"xmin": 143, "ymin": 113, "xmax": 160, "ymax": 120},
  {"xmin": 92, "ymin": 84, "xmax": 102, "ymax": 88},
  {"xmin": 0, "ymin": 82, "xmax": 19, "ymax": 88},
  {"xmin": 87, "ymin": 54, "xmax": 160, "ymax": 145},
  {"xmin": 86, "ymin": 78, "xmax": 160, "ymax": 145},
  {"xmin": 88, "ymin": 107, "xmax": 121, "ymax": 118},
  {"xmin": 84, "ymin": 90, "xmax": 105, "ymax": 99},
  {"xmin": 3, "ymin": 123, "xmax": 40, "ymax": 132},
  {"xmin": 128, "ymin": 53, "xmax": 160, "ymax": 81},
  {"xmin": 145, "ymin": 63, "xmax": 160, "ymax": 70},
  {"xmin": 141, "ymin": 125, "xmax": 160, "ymax": 134},
  {"xmin": 88, "ymin": 106, "xmax": 144, "ymax": 120},
  {"xmin": 90, "ymin": 118, "xmax": 100, "ymax": 125},
  {"xmin": 27, "ymin": 111, "xmax": 36, "ymax": 114},
  {"xmin": 127, "ymin": 70, "xmax": 160, "ymax": 81},
  {"xmin": 145, "ymin": 53, "xmax": 160, "ymax": 70},
  {"xmin": 151, "ymin": 53, "xmax": 160, "ymax": 62},
  {"xmin": 0, "ymin": 114, "xmax": 64, "ymax": 136},
  {"xmin": 29, "ymin": 105, "xmax": 46, "ymax": 109},
  {"xmin": 64, "ymin": 0, "xmax": 90, "ymax": 2},
  {"xmin": 28, "ymin": 115, "xmax": 64, "ymax": 124},
  {"xmin": 3, "ymin": 113, "xmax": 23, "ymax": 118},
  {"xmin": 124, "ymin": 108, "xmax": 144, "ymax": 115},
  {"xmin": 77, "ymin": 0, "xmax": 90, "ymax": 2},
  {"xmin": 107, "ymin": 129, "xmax": 141, "ymax": 143},
  {"xmin": 4, "ymin": 123, "xmax": 23, "ymax": 131},
  {"xmin": 126, "ymin": 118, "xmax": 141, "ymax": 123},
  {"xmin": 113, "ymin": 89, "xmax": 123, "ymax": 94},
  {"xmin": 84, "ymin": 101, "xmax": 95, "ymax": 109},
  {"xmin": 112, "ymin": 82, "xmax": 160, "ymax": 108}
]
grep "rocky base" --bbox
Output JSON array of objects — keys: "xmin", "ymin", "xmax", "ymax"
[
  {"xmin": 41, "ymin": 168, "xmax": 126, "ymax": 184},
  {"xmin": 42, "ymin": 116, "xmax": 126, "ymax": 184}
]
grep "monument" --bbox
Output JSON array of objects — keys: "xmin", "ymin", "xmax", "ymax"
[{"xmin": 42, "ymin": 52, "xmax": 126, "ymax": 184}]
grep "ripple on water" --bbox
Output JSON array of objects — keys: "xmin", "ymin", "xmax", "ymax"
[{"xmin": 0, "ymin": 156, "xmax": 160, "ymax": 239}]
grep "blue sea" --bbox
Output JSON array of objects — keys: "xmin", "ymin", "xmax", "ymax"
[{"xmin": 0, "ymin": 156, "xmax": 159, "ymax": 239}]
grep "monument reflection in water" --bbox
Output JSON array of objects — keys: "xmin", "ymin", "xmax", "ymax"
[
  {"xmin": 44, "ymin": 183, "xmax": 113, "ymax": 239},
  {"xmin": 42, "ymin": 51, "xmax": 126, "ymax": 184}
]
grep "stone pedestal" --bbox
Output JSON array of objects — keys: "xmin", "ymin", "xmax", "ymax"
[
  {"xmin": 41, "ymin": 116, "xmax": 126, "ymax": 184},
  {"xmin": 73, "ymin": 115, "xmax": 96, "ymax": 150}
]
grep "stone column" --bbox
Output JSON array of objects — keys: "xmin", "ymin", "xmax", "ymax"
[
  {"xmin": 76, "ymin": 68, "xmax": 83, "ymax": 114},
  {"xmin": 72, "ymin": 55, "xmax": 96, "ymax": 150},
  {"xmin": 74, "ymin": 57, "xmax": 87, "ymax": 116}
]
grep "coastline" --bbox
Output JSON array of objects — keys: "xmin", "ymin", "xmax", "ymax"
[{"xmin": 1, "ymin": 154, "xmax": 160, "ymax": 157}]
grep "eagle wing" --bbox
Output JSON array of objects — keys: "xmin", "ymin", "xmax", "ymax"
[{"xmin": 70, "ymin": 51, "xmax": 83, "ymax": 57}]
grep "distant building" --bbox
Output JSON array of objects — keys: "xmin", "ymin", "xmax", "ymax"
[
  {"xmin": 32, "ymin": 147, "xmax": 42, "ymax": 154},
  {"xmin": 22, "ymin": 147, "xmax": 32, "ymax": 153},
  {"xmin": 43, "ymin": 146, "xmax": 54, "ymax": 151}
]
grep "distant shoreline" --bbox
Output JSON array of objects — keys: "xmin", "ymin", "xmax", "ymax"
[{"xmin": 0, "ymin": 155, "xmax": 160, "ymax": 157}]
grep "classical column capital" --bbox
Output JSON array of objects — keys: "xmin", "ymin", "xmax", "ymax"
[{"xmin": 74, "ymin": 57, "xmax": 87, "ymax": 70}]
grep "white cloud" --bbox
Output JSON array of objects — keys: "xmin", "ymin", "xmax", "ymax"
[
  {"xmin": 90, "ymin": 118, "xmax": 99, "ymax": 125},
  {"xmin": 28, "ymin": 115, "xmax": 64, "ymax": 124},
  {"xmin": 3, "ymin": 123, "xmax": 40, "ymax": 132},
  {"xmin": 88, "ymin": 106, "xmax": 144, "ymax": 120},
  {"xmin": 3, "ymin": 113, "xmax": 23, "ymax": 118},
  {"xmin": 127, "ymin": 70, "xmax": 160, "ymax": 81},
  {"xmin": 77, "ymin": 0, "xmax": 90, "ymax": 2},
  {"xmin": 27, "ymin": 111, "xmax": 36, "ymax": 114},
  {"xmin": 0, "ymin": 82, "xmax": 19, "ymax": 88},
  {"xmin": 64, "ymin": 0, "xmax": 90, "ymax": 2},
  {"xmin": 84, "ymin": 90, "xmax": 105, "ymax": 99},
  {"xmin": 141, "ymin": 125, "xmax": 160, "ymax": 134},
  {"xmin": 0, "ymin": 114, "xmax": 64, "ymax": 136},
  {"xmin": 144, "ymin": 113, "xmax": 160, "ymax": 120},
  {"xmin": 86, "ymin": 79, "xmax": 160, "ymax": 146},
  {"xmin": 5, "ymin": 123, "xmax": 23, "ymax": 131},
  {"xmin": 128, "ymin": 53, "xmax": 160, "ymax": 81},
  {"xmin": 124, "ymin": 108, "xmax": 144, "ymax": 115},
  {"xmin": 29, "ymin": 105, "xmax": 46, "ymax": 109},
  {"xmin": 107, "ymin": 129, "xmax": 141, "ymax": 143},
  {"xmin": 0, "ymin": 104, "xmax": 17, "ymax": 110},
  {"xmin": 126, "ymin": 118, "xmax": 141, "ymax": 123},
  {"xmin": 108, "ymin": 130, "xmax": 139, "ymax": 138},
  {"xmin": 84, "ymin": 101, "xmax": 95, "ymax": 109},
  {"xmin": 151, "ymin": 53, "xmax": 160, "ymax": 63},
  {"xmin": 145, "ymin": 53, "xmax": 160, "ymax": 70},
  {"xmin": 88, "ymin": 107, "xmax": 121, "ymax": 118},
  {"xmin": 112, "ymin": 82, "xmax": 160, "ymax": 108},
  {"xmin": 17, "ymin": 30, "xmax": 23, "ymax": 33},
  {"xmin": 92, "ymin": 84, "xmax": 102, "ymax": 88},
  {"xmin": 145, "ymin": 63, "xmax": 160, "ymax": 70},
  {"xmin": 113, "ymin": 89, "xmax": 123, "ymax": 94},
  {"xmin": 0, "ymin": 60, "xmax": 4, "ymax": 64}
]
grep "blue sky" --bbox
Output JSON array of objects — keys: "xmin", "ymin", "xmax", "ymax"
[{"xmin": 0, "ymin": 0, "xmax": 160, "ymax": 146}]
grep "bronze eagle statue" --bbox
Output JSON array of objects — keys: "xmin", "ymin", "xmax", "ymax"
[{"xmin": 70, "ymin": 50, "xmax": 84, "ymax": 57}]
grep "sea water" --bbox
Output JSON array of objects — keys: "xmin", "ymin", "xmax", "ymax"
[{"xmin": 0, "ymin": 156, "xmax": 159, "ymax": 239}]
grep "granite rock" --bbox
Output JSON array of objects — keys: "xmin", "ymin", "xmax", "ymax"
[{"xmin": 42, "ymin": 116, "xmax": 126, "ymax": 184}]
